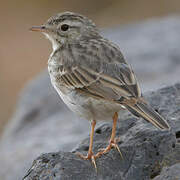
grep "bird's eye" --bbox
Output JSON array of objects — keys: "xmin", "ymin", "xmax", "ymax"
[{"xmin": 61, "ymin": 24, "xmax": 69, "ymax": 31}]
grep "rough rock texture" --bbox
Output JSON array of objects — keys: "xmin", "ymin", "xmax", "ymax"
[
  {"xmin": 153, "ymin": 163, "xmax": 180, "ymax": 180},
  {"xmin": 1, "ymin": 16, "xmax": 180, "ymax": 180},
  {"xmin": 153, "ymin": 142, "xmax": 180, "ymax": 179},
  {"xmin": 22, "ymin": 83, "xmax": 179, "ymax": 180}
]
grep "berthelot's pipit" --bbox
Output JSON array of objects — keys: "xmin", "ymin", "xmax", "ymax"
[{"xmin": 30, "ymin": 12, "xmax": 170, "ymax": 169}]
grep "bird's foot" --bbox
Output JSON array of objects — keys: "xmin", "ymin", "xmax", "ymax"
[
  {"xmin": 95, "ymin": 138, "xmax": 123, "ymax": 159},
  {"xmin": 76, "ymin": 152, "xmax": 97, "ymax": 171}
]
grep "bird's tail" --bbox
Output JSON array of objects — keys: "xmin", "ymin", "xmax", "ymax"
[{"xmin": 125, "ymin": 99, "xmax": 170, "ymax": 130}]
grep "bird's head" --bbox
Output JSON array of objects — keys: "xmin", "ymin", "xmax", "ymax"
[{"xmin": 30, "ymin": 12, "xmax": 100, "ymax": 50}]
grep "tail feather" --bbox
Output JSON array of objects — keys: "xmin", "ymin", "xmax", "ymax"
[{"xmin": 125, "ymin": 100, "xmax": 170, "ymax": 130}]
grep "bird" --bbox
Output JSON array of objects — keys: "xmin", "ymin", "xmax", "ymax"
[{"xmin": 30, "ymin": 11, "xmax": 170, "ymax": 169}]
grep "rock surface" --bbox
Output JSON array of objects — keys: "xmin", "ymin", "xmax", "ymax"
[
  {"xmin": 22, "ymin": 83, "xmax": 179, "ymax": 180},
  {"xmin": 0, "ymin": 73, "xmax": 89, "ymax": 180},
  {"xmin": 0, "ymin": 16, "xmax": 180, "ymax": 180},
  {"xmin": 153, "ymin": 163, "xmax": 180, "ymax": 180}
]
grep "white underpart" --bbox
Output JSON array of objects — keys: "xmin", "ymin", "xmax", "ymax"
[{"xmin": 43, "ymin": 32, "xmax": 60, "ymax": 52}]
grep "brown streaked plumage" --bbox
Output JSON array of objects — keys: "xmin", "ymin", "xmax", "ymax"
[{"xmin": 31, "ymin": 11, "xmax": 170, "ymax": 170}]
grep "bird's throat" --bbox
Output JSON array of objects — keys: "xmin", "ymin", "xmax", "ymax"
[{"xmin": 44, "ymin": 33, "xmax": 61, "ymax": 52}]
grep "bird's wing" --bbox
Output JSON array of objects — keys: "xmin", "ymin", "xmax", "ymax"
[
  {"xmin": 56, "ymin": 39, "xmax": 141, "ymax": 102},
  {"xmin": 59, "ymin": 61, "xmax": 141, "ymax": 102}
]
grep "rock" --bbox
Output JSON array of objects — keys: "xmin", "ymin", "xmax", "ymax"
[
  {"xmin": 23, "ymin": 83, "xmax": 180, "ymax": 180},
  {"xmin": 0, "ymin": 72, "xmax": 89, "ymax": 180},
  {"xmin": 23, "ymin": 131, "xmax": 175, "ymax": 180},
  {"xmin": 153, "ymin": 163, "xmax": 180, "ymax": 180},
  {"xmin": 153, "ymin": 142, "xmax": 180, "ymax": 179},
  {"xmin": 1, "ymin": 16, "xmax": 180, "ymax": 180}
]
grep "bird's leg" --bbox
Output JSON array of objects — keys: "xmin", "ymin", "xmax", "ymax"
[
  {"xmin": 95, "ymin": 112, "xmax": 123, "ymax": 158},
  {"xmin": 76, "ymin": 120, "xmax": 97, "ymax": 170}
]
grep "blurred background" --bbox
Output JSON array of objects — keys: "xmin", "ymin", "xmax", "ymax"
[{"xmin": 1, "ymin": 0, "xmax": 180, "ymax": 134}]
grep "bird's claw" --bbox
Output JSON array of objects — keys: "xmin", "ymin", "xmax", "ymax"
[
  {"xmin": 95, "ymin": 139, "xmax": 123, "ymax": 159},
  {"xmin": 76, "ymin": 152, "xmax": 97, "ymax": 171}
]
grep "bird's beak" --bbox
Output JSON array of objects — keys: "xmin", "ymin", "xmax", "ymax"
[{"xmin": 30, "ymin": 26, "xmax": 47, "ymax": 32}]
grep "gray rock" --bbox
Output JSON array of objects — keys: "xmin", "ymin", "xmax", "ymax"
[
  {"xmin": 23, "ymin": 83, "xmax": 180, "ymax": 180},
  {"xmin": 153, "ymin": 163, "xmax": 180, "ymax": 180},
  {"xmin": 0, "ymin": 72, "xmax": 89, "ymax": 180},
  {"xmin": 1, "ymin": 15, "xmax": 180, "ymax": 180},
  {"xmin": 23, "ymin": 131, "xmax": 175, "ymax": 180}
]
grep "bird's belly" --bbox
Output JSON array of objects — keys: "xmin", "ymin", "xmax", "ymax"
[{"xmin": 55, "ymin": 87, "xmax": 123, "ymax": 122}]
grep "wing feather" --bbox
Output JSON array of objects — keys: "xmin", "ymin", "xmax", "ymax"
[
  {"xmin": 57, "ymin": 39, "xmax": 141, "ymax": 102},
  {"xmin": 59, "ymin": 62, "xmax": 141, "ymax": 102}
]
